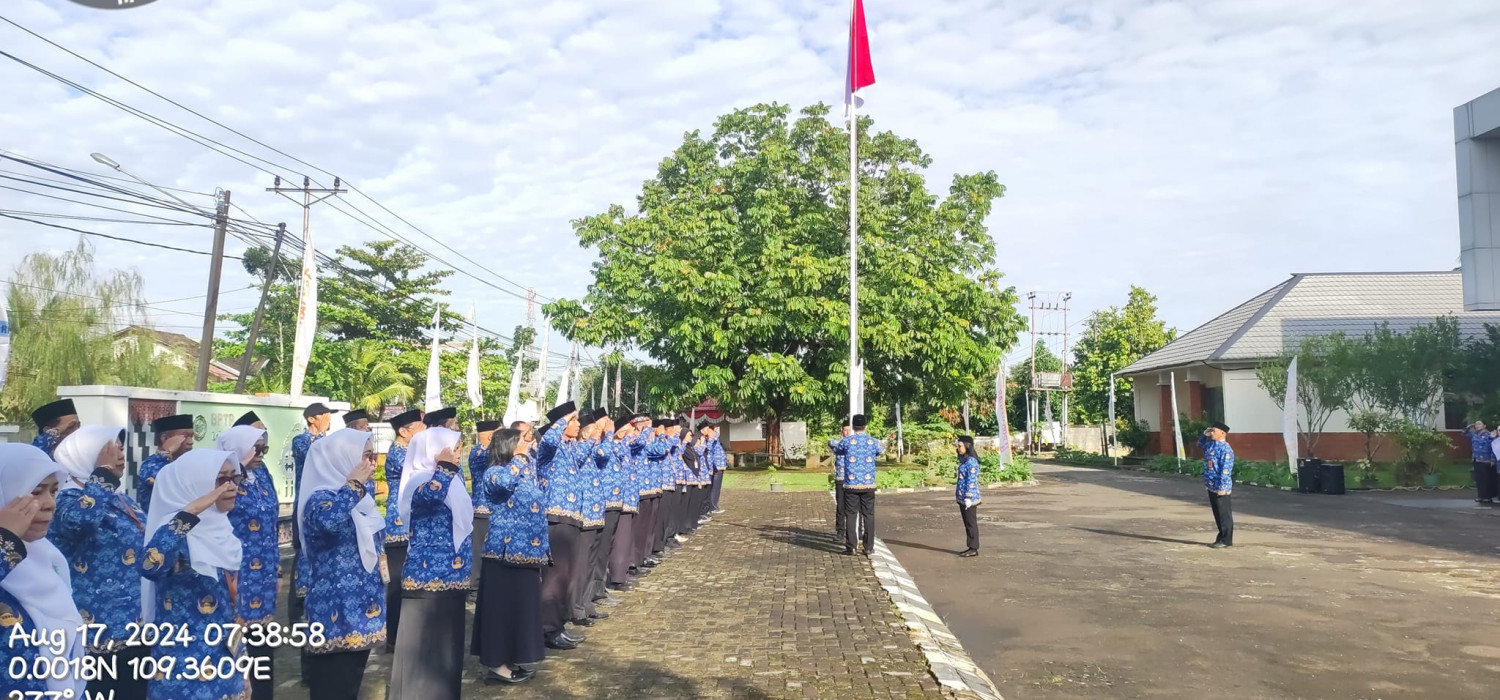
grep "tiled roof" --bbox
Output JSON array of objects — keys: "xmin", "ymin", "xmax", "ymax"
[{"xmin": 1120, "ymin": 271, "xmax": 1500, "ymax": 375}]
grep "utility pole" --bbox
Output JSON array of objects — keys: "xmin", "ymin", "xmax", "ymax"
[
  {"xmin": 195, "ymin": 190, "xmax": 231, "ymax": 391},
  {"xmin": 268, "ymin": 176, "xmax": 345, "ymax": 397},
  {"xmin": 235, "ymin": 222, "xmax": 286, "ymax": 393}
]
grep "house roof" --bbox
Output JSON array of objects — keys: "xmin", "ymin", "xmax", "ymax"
[
  {"xmin": 113, "ymin": 326, "xmax": 264, "ymax": 381},
  {"xmin": 1120, "ymin": 271, "xmax": 1500, "ymax": 375}
]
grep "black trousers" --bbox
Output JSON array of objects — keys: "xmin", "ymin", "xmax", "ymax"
[
  {"xmin": 609, "ymin": 511, "xmax": 636, "ymax": 584},
  {"xmin": 383, "ymin": 540, "xmax": 408, "ymax": 652},
  {"xmin": 834, "ymin": 483, "xmax": 847, "ymax": 537},
  {"xmin": 843, "ymin": 489, "xmax": 875, "ymax": 552},
  {"xmin": 541, "ymin": 521, "xmax": 584, "ymax": 635},
  {"xmin": 1208, "ymin": 491, "xmax": 1234, "ymax": 544},
  {"xmin": 573, "ymin": 527, "xmax": 601, "ymax": 620},
  {"xmin": 86, "ymin": 644, "xmax": 149, "ymax": 700},
  {"xmin": 1473, "ymin": 460, "xmax": 1498, "ymax": 500},
  {"xmin": 635, "ymin": 496, "xmax": 659, "ymax": 564},
  {"xmin": 591, "ymin": 510, "xmax": 621, "ymax": 598},
  {"xmin": 657, "ymin": 490, "xmax": 676, "ymax": 547},
  {"xmin": 710, "ymin": 470, "xmax": 725, "ymax": 510},
  {"xmin": 471, "ymin": 511, "xmax": 490, "ymax": 585},
  {"xmin": 247, "ymin": 643, "xmax": 274, "ymax": 700},
  {"xmin": 959, "ymin": 503, "xmax": 979, "ymax": 552},
  {"xmin": 304, "ymin": 649, "xmax": 370, "ymax": 700}
]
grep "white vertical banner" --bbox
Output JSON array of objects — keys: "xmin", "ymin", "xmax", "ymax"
[
  {"xmin": 466, "ymin": 303, "xmax": 482, "ymax": 408},
  {"xmin": 895, "ymin": 399, "xmax": 904, "ymax": 460},
  {"xmin": 0, "ymin": 298, "xmax": 10, "ymax": 396},
  {"xmin": 1169, "ymin": 371, "xmax": 1184, "ymax": 464},
  {"xmin": 501, "ymin": 350, "xmax": 523, "ymax": 426},
  {"xmin": 614, "ymin": 357, "xmax": 623, "ymax": 409},
  {"xmin": 424, "ymin": 306, "xmax": 443, "ymax": 412},
  {"xmin": 289, "ymin": 233, "xmax": 318, "ymax": 397},
  {"xmin": 1107, "ymin": 375, "xmax": 1117, "ymax": 464},
  {"xmin": 962, "ymin": 397, "xmax": 971, "ymax": 434},
  {"xmin": 556, "ymin": 343, "xmax": 574, "ymax": 407},
  {"xmin": 598, "ymin": 367, "xmax": 606, "ymax": 408},
  {"xmin": 572, "ymin": 363, "xmax": 583, "ymax": 404},
  {"xmin": 1283, "ymin": 356, "xmax": 1300, "ymax": 473},
  {"xmin": 532, "ymin": 329, "xmax": 550, "ymax": 411},
  {"xmin": 996, "ymin": 362, "xmax": 1010, "ymax": 464}
]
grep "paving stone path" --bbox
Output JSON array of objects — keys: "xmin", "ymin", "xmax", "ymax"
[{"xmin": 274, "ymin": 490, "xmax": 947, "ymax": 699}]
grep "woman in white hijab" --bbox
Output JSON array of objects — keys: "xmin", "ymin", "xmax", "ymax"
[
  {"xmin": 297, "ymin": 428, "xmax": 384, "ymax": 700},
  {"xmin": 0, "ymin": 444, "xmax": 85, "ymax": 696},
  {"xmin": 51, "ymin": 425, "xmax": 151, "ymax": 700},
  {"xmin": 389, "ymin": 425, "xmax": 471, "ymax": 699},
  {"xmin": 216, "ymin": 425, "xmax": 277, "ymax": 700},
  {"xmin": 139, "ymin": 449, "xmax": 245, "ymax": 700}
]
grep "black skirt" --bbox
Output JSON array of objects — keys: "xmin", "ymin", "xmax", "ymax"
[
  {"xmin": 472, "ymin": 559, "xmax": 545, "ymax": 668},
  {"xmin": 389, "ymin": 589, "xmax": 467, "ymax": 700}
]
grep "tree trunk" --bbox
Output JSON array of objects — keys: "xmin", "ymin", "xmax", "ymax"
[{"xmin": 766, "ymin": 412, "xmax": 783, "ymax": 466}]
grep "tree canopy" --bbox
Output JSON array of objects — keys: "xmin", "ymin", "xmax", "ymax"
[
  {"xmin": 1069, "ymin": 286, "xmax": 1176, "ymax": 425},
  {"xmin": 545, "ymin": 103, "xmax": 1023, "ymax": 441}
]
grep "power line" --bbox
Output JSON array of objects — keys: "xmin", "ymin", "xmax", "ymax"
[{"xmin": 0, "ymin": 212, "xmax": 242, "ymax": 258}]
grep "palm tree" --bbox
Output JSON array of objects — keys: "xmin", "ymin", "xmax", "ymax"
[{"xmin": 327, "ymin": 340, "xmax": 414, "ymax": 413}]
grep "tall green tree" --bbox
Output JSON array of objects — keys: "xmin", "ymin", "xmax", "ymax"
[
  {"xmin": 1255, "ymin": 333, "xmax": 1356, "ymax": 458},
  {"xmin": 1, "ymin": 239, "xmax": 192, "ymax": 420},
  {"xmin": 1006, "ymin": 342, "xmax": 1062, "ymax": 432},
  {"xmin": 1070, "ymin": 286, "xmax": 1176, "ymax": 424},
  {"xmin": 1346, "ymin": 318, "xmax": 1461, "ymax": 425},
  {"xmin": 306, "ymin": 339, "xmax": 414, "ymax": 413},
  {"xmin": 545, "ymin": 103, "xmax": 1023, "ymax": 452},
  {"xmin": 318, "ymin": 240, "xmax": 461, "ymax": 342}
]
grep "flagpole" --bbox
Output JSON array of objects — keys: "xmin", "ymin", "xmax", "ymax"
[{"xmin": 848, "ymin": 70, "xmax": 860, "ymax": 422}]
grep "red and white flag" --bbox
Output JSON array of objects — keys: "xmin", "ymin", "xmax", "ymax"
[{"xmin": 845, "ymin": 0, "xmax": 876, "ymax": 115}]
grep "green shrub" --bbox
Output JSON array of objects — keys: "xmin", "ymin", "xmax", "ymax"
[
  {"xmin": 1394, "ymin": 420, "xmax": 1450, "ymax": 475},
  {"xmin": 1117, "ymin": 420, "xmax": 1152, "ymax": 452},
  {"xmin": 928, "ymin": 453, "xmax": 959, "ymax": 481},
  {"xmin": 1054, "ymin": 446, "xmax": 1113, "ymax": 466},
  {"xmin": 979, "ymin": 453, "xmax": 1033, "ymax": 484},
  {"xmin": 875, "ymin": 469, "xmax": 929, "ymax": 489},
  {"xmin": 1146, "ymin": 454, "xmax": 1198, "ymax": 476},
  {"xmin": 1233, "ymin": 460, "xmax": 1295, "ymax": 488}
]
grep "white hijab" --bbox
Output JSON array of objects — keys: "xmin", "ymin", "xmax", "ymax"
[
  {"xmin": 140, "ymin": 449, "xmax": 243, "ymax": 624},
  {"xmin": 52, "ymin": 425, "xmax": 125, "ymax": 490},
  {"xmin": 216, "ymin": 426, "xmax": 268, "ymax": 482},
  {"xmin": 297, "ymin": 429, "xmax": 384, "ymax": 573},
  {"xmin": 0, "ymin": 444, "xmax": 86, "ymax": 695},
  {"xmin": 397, "ymin": 427, "xmax": 472, "ymax": 553}
]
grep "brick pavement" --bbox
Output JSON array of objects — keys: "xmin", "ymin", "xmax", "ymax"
[{"xmin": 273, "ymin": 490, "xmax": 946, "ymax": 699}]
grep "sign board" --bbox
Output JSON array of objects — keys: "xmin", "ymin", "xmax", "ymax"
[
  {"xmin": 179, "ymin": 400, "xmax": 307, "ymax": 503},
  {"xmin": 1033, "ymin": 372, "xmax": 1074, "ymax": 390}
]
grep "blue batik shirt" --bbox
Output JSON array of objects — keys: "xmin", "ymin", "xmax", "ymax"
[
  {"xmin": 602, "ymin": 439, "xmax": 630, "ymax": 512},
  {"xmin": 829, "ymin": 438, "xmax": 848, "ymax": 483},
  {"xmin": 1199, "ymin": 435, "xmax": 1235, "ymax": 492},
  {"xmin": 1465, "ymin": 427, "xmax": 1494, "ymax": 462},
  {"xmin": 31, "ymin": 431, "xmax": 60, "ymax": 458},
  {"xmin": 229, "ymin": 465, "xmax": 280, "ymax": 626},
  {"xmin": 638, "ymin": 433, "xmax": 664, "ymax": 498},
  {"xmin": 0, "ymin": 530, "xmax": 55, "ymax": 693},
  {"xmin": 402, "ymin": 466, "xmax": 473, "ymax": 591},
  {"xmin": 956, "ymin": 455, "xmax": 982, "ymax": 506},
  {"xmin": 541, "ymin": 437, "xmax": 598, "ymax": 527},
  {"xmin": 581, "ymin": 441, "xmax": 609, "ymax": 530},
  {"xmin": 468, "ymin": 444, "xmax": 491, "ymax": 513},
  {"xmin": 709, "ymin": 437, "xmax": 727, "ymax": 472},
  {"xmin": 135, "ymin": 452, "xmax": 172, "ymax": 511},
  {"xmin": 838, "ymin": 433, "xmax": 884, "ymax": 491},
  {"xmin": 303, "ymin": 482, "xmax": 387, "ymax": 654},
  {"xmin": 383, "ymin": 442, "xmax": 410, "ymax": 542},
  {"xmin": 51, "ymin": 469, "xmax": 147, "ymax": 650},
  {"xmin": 483, "ymin": 455, "xmax": 550, "ymax": 566},
  {"xmin": 140, "ymin": 512, "xmax": 249, "ymax": 700}
]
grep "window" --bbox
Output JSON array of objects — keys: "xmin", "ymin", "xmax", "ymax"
[{"xmin": 1203, "ymin": 387, "xmax": 1226, "ymax": 424}]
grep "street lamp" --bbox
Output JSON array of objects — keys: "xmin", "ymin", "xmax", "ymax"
[{"xmin": 89, "ymin": 152, "xmax": 229, "ymax": 392}]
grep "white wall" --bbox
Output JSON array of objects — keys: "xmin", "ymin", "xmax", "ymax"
[
  {"xmin": 1135, "ymin": 380, "xmax": 1161, "ymax": 430},
  {"xmin": 1224, "ymin": 368, "xmax": 1445, "ymax": 432}
]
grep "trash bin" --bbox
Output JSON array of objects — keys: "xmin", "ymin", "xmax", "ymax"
[
  {"xmin": 1319, "ymin": 461, "xmax": 1346, "ymax": 495},
  {"xmin": 1297, "ymin": 458, "xmax": 1323, "ymax": 493}
]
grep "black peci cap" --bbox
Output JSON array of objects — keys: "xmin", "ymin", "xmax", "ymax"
[
  {"xmin": 590, "ymin": 408, "xmax": 610, "ymax": 425},
  {"xmin": 424, "ymin": 407, "xmax": 457, "ymax": 426},
  {"xmin": 390, "ymin": 409, "xmax": 423, "ymax": 431},
  {"xmin": 1211, "ymin": 421, "xmax": 1231, "ymax": 433},
  {"xmin": 151, "ymin": 414, "xmax": 193, "ymax": 433},
  {"xmin": 535, "ymin": 423, "xmax": 552, "ymax": 439},
  {"xmin": 302, "ymin": 403, "xmax": 337, "ymax": 419},
  {"xmin": 232, "ymin": 411, "xmax": 261, "ymax": 427},
  {"xmin": 851, "ymin": 414, "xmax": 868, "ymax": 430},
  {"xmin": 546, "ymin": 401, "xmax": 577, "ymax": 424},
  {"xmin": 343, "ymin": 409, "xmax": 371, "ymax": 426},
  {"xmin": 476, "ymin": 420, "xmax": 502, "ymax": 433},
  {"xmin": 31, "ymin": 399, "xmax": 77, "ymax": 429}
]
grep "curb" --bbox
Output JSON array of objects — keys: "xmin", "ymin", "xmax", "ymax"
[{"xmin": 1051, "ymin": 460, "xmax": 1476, "ymax": 494}]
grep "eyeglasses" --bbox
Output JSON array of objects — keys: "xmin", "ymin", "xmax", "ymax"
[
  {"xmin": 252, "ymin": 444, "xmax": 269, "ymax": 456},
  {"xmin": 361, "ymin": 452, "xmax": 378, "ymax": 463},
  {"xmin": 216, "ymin": 473, "xmax": 246, "ymax": 487}
]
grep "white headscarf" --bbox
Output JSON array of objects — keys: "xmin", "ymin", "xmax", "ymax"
[
  {"xmin": 215, "ymin": 426, "xmax": 268, "ymax": 481},
  {"xmin": 297, "ymin": 429, "xmax": 383, "ymax": 573},
  {"xmin": 0, "ymin": 444, "xmax": 86, "ymax": 695},
  {"xmin": 52, "ymin": 425, "xmax": 125, "ymax": 490},
  {"xmin": 397, "ymin": 427, "xmax": 472, "ymax": 553},
  {"xmin": 140, "ymin": 450, "xmax": 243, "ymax": 624}
]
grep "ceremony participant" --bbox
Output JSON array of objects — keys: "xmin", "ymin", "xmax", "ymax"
[
  {"xmin": 298, "ymin": 429, "xmax": 385, "ymax": 699},
  {"xmin": 707, "ymin": 425, "xmax": 727, "ymax": 514},
  {"xmin": 382, "ymin": 408, "xmax": 424, "ymax": 652},
  {"xmin": 606, "ymin": 416, "xmax": 642, "ymax": 592},
  {"xmin": 647, "ymin": 419, "xmax": 676, "ymax": 558},
  {"xmin": 838, "ymin": 414, "xmax": 884, "ymax": 556},
  {"xmin": 52, "ymin": 426, "xmax": 148, "ymax": 700},
  {"xmin": 473, "ymin": 428, "xmax": 546, "ymax": 685},
  {"xmin": 390, "ymin": 426, "xmax": 471, "ymax": 699},
  {"xmin": 233, "ymin": 411, "xmax": 264, "ymax": 429},
  {"xmin": 218, "ymin": 425, "xmax": 278, "ymax": 700},
  {"xmin": 469, "ymin": 419, "xmax": 502, "ymax": 579},
  {"xmin": 425, "ymin": 406, "xmax": 459, "ymax": 431},
  {"xmin": 343, "ymin": 409, "xmax": 372, "ymax": 432},
  {"xmin": 139, "ymin": 449, "xmax": 246, "ymax": 700},
  {"xmin": 1198, "ymin": 422, "xmax": 1236, "ymax": 548},
  {"xmin": 1467, "ymin": 420, "xmax": 1497, "ymax": 504},
  {"xmin": 536, "ymin": 402, "xmax": 590, "ymax": 649},
  {"xmin": 576, "ymin": 410, "xmax": 612, "ymax": 623},
  {"xmin": 30, "ymin": 398, "xmax": 80, "ymax": 457},
  {"xmin": 683, "ymin": 429, "xmax": 707, "ymax": 530},
  {"xmin": 0, "ymin": 444, "xmax": 86, "ymax": 696},
  {"xmin": 830, "ymin": 422, "xmax": 851, "ymax": 539},
  {"xmin": 136, "ymin": 413, "xmax": 195, "ymax": 510},
  {"xmin": 587, "ymin": 412, "xmax": 627, "ymax": 608},
  {"xmin": 632, "ymin": 418, "xmax": 663, "ymax": 572},
  {"xmin": 291, "ymin": 403, "xmax": 336, "ymax": 622},
  {"xmin": 955, "ymin": 436, "xmax": 981, "ymax": 557}
]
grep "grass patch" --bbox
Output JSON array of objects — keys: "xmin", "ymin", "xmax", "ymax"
[
  {"xmin": 1052, "ymin": 448, "xmax": 1476, "ymax": 489},
  {"xmin": 722, "ymin": 470, "xmax": 834, "ymax": 492}
]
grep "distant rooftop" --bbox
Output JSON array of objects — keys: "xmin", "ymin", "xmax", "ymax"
[{"xmin": 1121, "ymin": 271, "xmax": 1500, "ymax": 375}]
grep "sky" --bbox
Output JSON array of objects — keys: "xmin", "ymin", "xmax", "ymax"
[{"xmin": 2, "ymin": 0, "xmax": 1498, "ymax": 376}]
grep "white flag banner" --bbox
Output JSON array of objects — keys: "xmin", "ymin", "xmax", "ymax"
[
  {"xmin": 1107, "ymin": 375, "xmax": 1116, "ymax": 462},
  {"xmin": 895, "ymin": 399, "xmax": 904, "ymax": 459},
  {"xmin": 1284, "ymin": 357, "xmax": 1299, "ymax": 473},
  {"xmin": 0, "ymin": 298, "xmax": 10, "ymax": 396},
  {"xmin": 532, "ymin": 329, "xmax": 550, "ymax": 412},
  {"xmin": 1169, "ymin": 372, "xmax": 1185, "ymax": 462},
  {"xmin": 599, "ymin": 368, "xmax": 607, "ymax": 408},
  {"xmin": 501, "ymin": 350, "xmax": 524, "ymax": 426},
  {"xmin": 556, "ymin": 343, "xmax": 574, "ymax": 407},
  {"xmin": 424, "ymin": 307, "xmax": 443, "ymax": 412},
  {"xmin": 289, "ymin": 232, "xmax": 319, "ymax": 397},
  {"xmin": 572, "ymin": 363, "xmax": 583, "ymax": 404},
  {"xmin": 466, "ymin": 303, "xmax": 482, "ymax": 408},
  {"xmin": 614, "ymin": 358, "xmax": 623, "ymax": 409},
  {"xmin": 962, "ymin": 397, "xmax": 971, "ymax": 434},
  {"xmin": 996, "ymin": 362, "xmax": 1009, "ymax": 463}
]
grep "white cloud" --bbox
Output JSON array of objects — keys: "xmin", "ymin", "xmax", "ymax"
[{"xmin": 1, "ymin": 0, "xmax": 1497, "ymax": 370}]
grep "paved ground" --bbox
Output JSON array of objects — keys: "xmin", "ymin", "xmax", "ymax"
[
  {"xmin": 879, "ymin": 461, "xmax": 1500, "ymax": 700},
  {"xmin": 273, "ymin": 490, "xmax": 944, "ymax": 699}
]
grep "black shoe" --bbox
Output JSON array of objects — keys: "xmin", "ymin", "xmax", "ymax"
[
  {"xmin": 590, "ymin": 611, "xmax": 610, "ymax": 620},
  {"xmin": 643, "ymin": 558, "xmax": 660, "ymax": 567},
  {"xmin": 545, "ymin": 634, "xmax": 579, "ymax": 650},
  {"xmin": 485, "ymin": 667, "xmax": 536, "ymax": 685},
  {"xmin": 608, "ymin": 582, "xmax": 634, "ymax": 592},
  {"xmin": 844, "ymin": 546, "xmax": 856, "ymax": 556},
  {"xmin": 958, "ymin": 549, "xmax": 978, "ymax": 557},
  {"xmin": 571, "ymin": 616, "xmax": 597, "ymax": 627},
  {"xmin": 1210, "ymin": 542, "xmax": 1231, "ymax": 549},
  {"xmin": 561, "ymin": 630, "xmax": 585, "ymax": 643}
]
